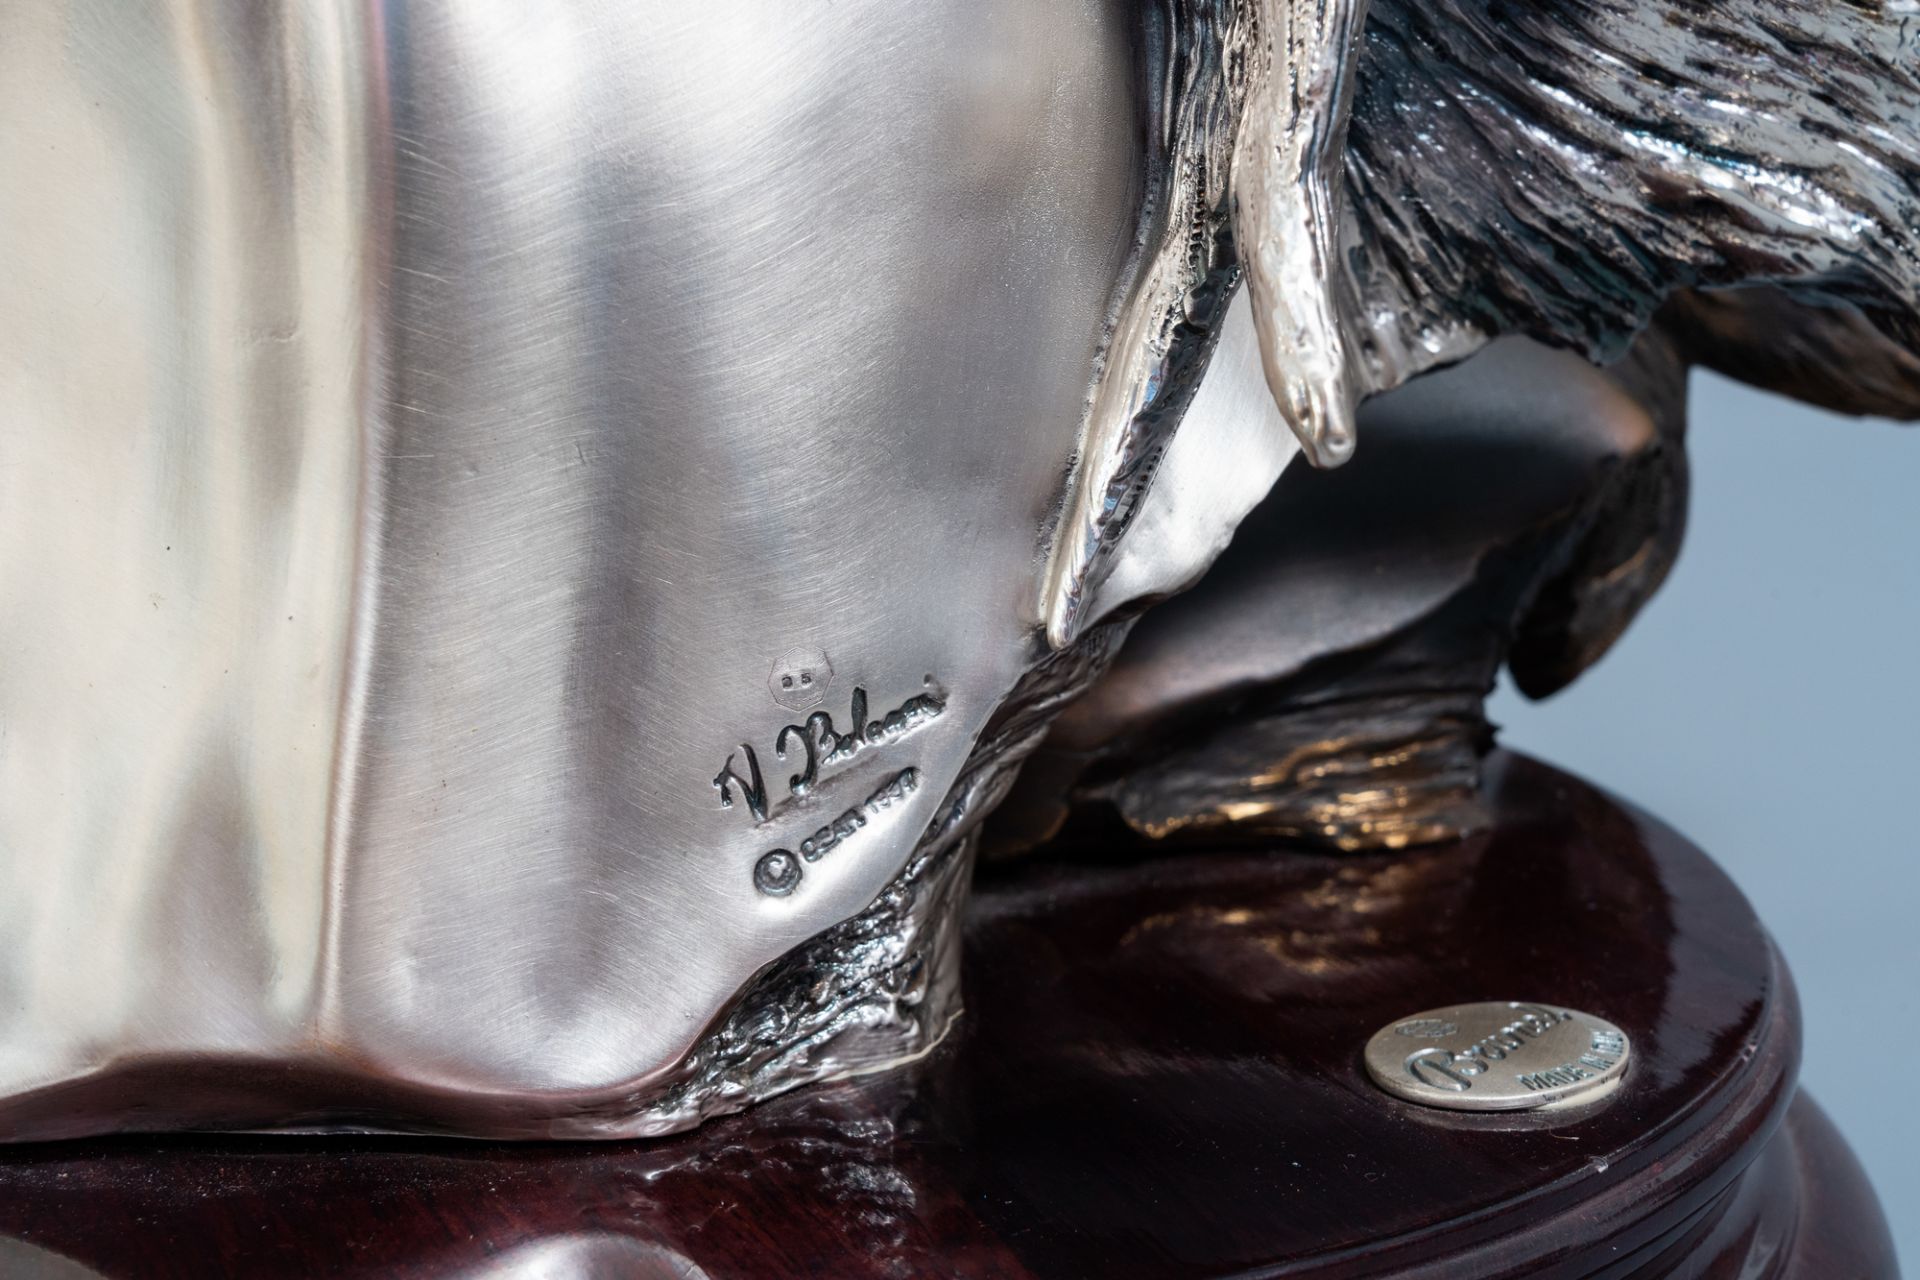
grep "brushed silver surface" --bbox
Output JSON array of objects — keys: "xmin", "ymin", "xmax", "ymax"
[
  {"xmin": 2, "ymin": 0, "xmax": 1915, "ymax": 1142},
  {"xmin": 0, "ymin": 0, "xmax": 1146, "ymax": 1137},
  {"xmin": 1364, "ymin": 1002, "xmax": 1631, "ymax": 1112},
  {"xmin": 0, "ymin": 0, "xmax": 370, "ymax": 1090}
]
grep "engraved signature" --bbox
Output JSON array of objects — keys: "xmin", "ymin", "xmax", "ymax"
[
  {"xmin": 713, "ymin": 683, "xmax": 944, "ymax": 823},
  {"xmin": 753, "ymin": 768, "xmax": 920, "ymax": 897}
]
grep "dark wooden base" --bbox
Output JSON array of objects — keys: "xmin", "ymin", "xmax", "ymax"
[{"xmin": 0, "ymin": 754, "xmax": 1894, "ymax": 1278}]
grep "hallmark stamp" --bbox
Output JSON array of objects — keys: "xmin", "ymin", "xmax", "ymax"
[
  {"xmin": 770, "ymin": 647, "xmax": 832, "ymax": 713},
  {"xmin": 753, "ymin": 768, "xmax": 921, "ymax": 897},
  {"xmin": 752, "ymin": 849, "xmax": 803, "ymax": 897}
]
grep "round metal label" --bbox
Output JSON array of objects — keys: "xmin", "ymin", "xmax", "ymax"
[{"xmin": 1363, "ymin": 1002, "xmax": 1630, "ymax": 1112}]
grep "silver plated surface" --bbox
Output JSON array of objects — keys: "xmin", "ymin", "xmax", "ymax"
[
  {"xmin": 1, "ymin": 0, "xmax": 1914, "ymax": 1141},
  {"xmin": 0, "ymin": 0, "xmax": 1154, "ymax": 1139},
  {"xmin": 1363, "ymin": 1002, "xmax": 1632, "ymax": 1112}
]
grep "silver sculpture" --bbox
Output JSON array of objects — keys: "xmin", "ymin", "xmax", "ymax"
[{"xmin": 1, "ymin": 0, "xmax": 1914, "ymax": 1140}]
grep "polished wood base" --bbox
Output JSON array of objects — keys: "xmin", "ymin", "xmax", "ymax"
[{"xmin": 0, "ymin": 754, "xmax": 1894, "ymax": 1278}]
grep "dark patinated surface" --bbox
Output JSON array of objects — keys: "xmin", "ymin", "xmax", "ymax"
[{"xmin": 0, "ymin": 754, "xmax": 1891, "ymax": 1278}]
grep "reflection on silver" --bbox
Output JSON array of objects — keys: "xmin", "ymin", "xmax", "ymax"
[
  {"xmin": 1043, "ymin": 0, "xmax": 1370, "ymax": 648},
  {"xmin": 1229, "ymin": 0, "xmax": 1368, "ymax": 472},
  {"xmin": 0, "ymin": 1238, "xmax": 105, "ymax": 1280},
  {"xmin": 457, "ymin": 1234, "xmax": 710, "ymax": 1280},
  {"xmin": 1086, "ymin": 289, "xmax": 1301, "ymax": 621},
  {"xmin": 0, "ymin": 0, "xmax": 1145, "ymax": 1139}
]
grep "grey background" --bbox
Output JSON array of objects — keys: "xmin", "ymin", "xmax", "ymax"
[{"xmin": 1489, "ymin": 370, "xmax": 1916, "ymax": 1260}]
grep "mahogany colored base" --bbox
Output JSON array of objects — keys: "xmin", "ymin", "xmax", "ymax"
[{"xmin": 0, "ymin": 754, "xmax": 1894, "ymax": 1278}]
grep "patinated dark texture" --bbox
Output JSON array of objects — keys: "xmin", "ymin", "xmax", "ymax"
[
  {"xmin": 1056, "ymin": 0, "xmax": 1920, "ymax": 640},
  {"xmin": 0, "ymin": 755, "xmax": 1892, "ymax": 1278},
  {"xmin": 1344, "ymin": 0, "xmax": 1920, "ymax": 388}
]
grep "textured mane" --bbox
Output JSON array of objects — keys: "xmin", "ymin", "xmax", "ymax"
[
  {"xmin": 1045, "ymin": 0, "xmax": 1920, "ymax": 649},
  {"xmin": 1345, "ymin": 0, "xmax": 1920, "ymax": 385}
]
